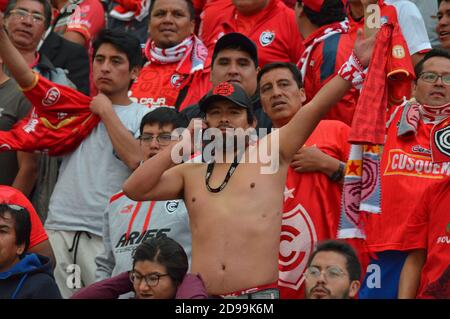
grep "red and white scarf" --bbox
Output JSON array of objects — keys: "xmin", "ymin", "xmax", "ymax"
[
  {"xmin": 297, "ymin": 19, "xmax": 349, "ymax": 80},
  {"xmin": 396, "ymin": 99, "xmax": 450, "ymax": 163},
  {"xmin": 144, "ymin": 35, "xmax": 208, "ymax": 75}
]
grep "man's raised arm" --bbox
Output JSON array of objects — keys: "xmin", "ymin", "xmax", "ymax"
[
  {"xmin": 123, "ymin": 119, "xmax": 203, "ymax": 202},
  {"xmin": 278, "ymin": 30, "xmax": 376, "ymax": 162},
  {"xmin": 0, "ymin": 15, "xmax": 36, "ymax": 89}
]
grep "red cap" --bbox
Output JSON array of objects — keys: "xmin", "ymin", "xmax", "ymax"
[{"xmin": 302, "ymin": 0, "xmax": 325, "ymax": 12}]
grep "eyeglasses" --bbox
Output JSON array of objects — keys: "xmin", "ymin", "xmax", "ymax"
[
  {"xmin": 304, "ymin": 266, "xmax": 348, "ymax": 281},
  {"xmin": 139, "ymin": 133, "xmax": 173, "ymax": 146},
  {"xmin": 129, "ymin": 271, "xmax": 170, "ymax": 287},
  {"xmin": 9, "ymin": 8, "xmax": 46, "ymax": 25},
  {"xmin": 419, "ymin": 72, "xmax": 450, "ymax": 85}
]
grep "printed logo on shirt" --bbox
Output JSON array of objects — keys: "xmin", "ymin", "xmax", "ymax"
[
  {"xmin": 392, "ymin": 45, "xmax": 405, "ymax": 59},
  {"xmin": 170, "ymin": 74, "xmax": 182, "ymax": 88},
  {"xmin": 279, "ymin": 204, "xmax": 317, "ymax": 291},
  {"xmin": 165, "ymin": 200, "xmax": 179, "ymax": 214},
  {"xmin": 115, "ymin": 228, "xmax": 170, "ymax": 250},
  {"xmin": 437, "ymin": 223, "xmax": 450, "ymax": 244},
  {"xmin": 259, "ymin": 31, "xmax": 275, "ymax": 47},
  {"xmin": 22, "ymin": 118, "xmax": 39, "ymax": 133},
  {"xmin": 412, "ymin": 145, "xmax": 432, "ymax": 155},
  {"xmin": 384, "ymin": 149, "xmax": 450, "ymax": 178},
  {"xmin": 434, "ymin": 125, "xmax": 450, "ymax": 158},
  {"xmin": 42, "ymin": 87, "xmax": 61, "ymax": 106},
  {"xmin": 120, "ymin": 204, "xmax": 134, "ymax": 214}
]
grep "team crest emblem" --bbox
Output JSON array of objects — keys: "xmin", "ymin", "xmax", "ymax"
[
  {"xmin": 165, "ymin": 200, "xmax": 179, "ymax": 214},
  {"xmin": 259, "ymin": 31, "xmax": 275, "ymax": 47},
  {"xmin": 171, "ymin": 74, "xmax": 182, "ymax": 88},
  {"xmin": 42, "ymin": 87, "xmax": 61, "ymax": 106},
  {"xmin": 434, "ymin": 125, "xmax": 450, "ymax": 157},
  {"xmin": 392, "ymin": 45, "xmax": 405, "ymax": 59},
  {"xmin": 213, "ymin": 82, "xmax": 234, "ymax": 96},
  {"xmin": 279, "ymin": 204, "xmax": 317, "ymax": 290}
]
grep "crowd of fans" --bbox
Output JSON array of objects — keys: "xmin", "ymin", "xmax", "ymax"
[{"xmin": 0, "ymin": 0, "xmax": 449, "ymax": 299}]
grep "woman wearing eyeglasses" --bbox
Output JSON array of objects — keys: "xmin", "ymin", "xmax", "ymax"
[{"xmin": 72, "ymin": 235, "xmax": 207, "ymax": 299}]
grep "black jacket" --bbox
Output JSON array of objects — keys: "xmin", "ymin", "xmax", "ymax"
[
  {"xmin": 40, "ymin": 31, "xmax": 90, "ymax": 96},
  {"xmin": 0, "ymin": 253, "xmax": 61, "ymax": 299}
]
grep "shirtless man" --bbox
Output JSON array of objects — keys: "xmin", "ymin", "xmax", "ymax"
[{"xmin": 123, "ymin": 33, "xmax": 375, "ymax": 297}]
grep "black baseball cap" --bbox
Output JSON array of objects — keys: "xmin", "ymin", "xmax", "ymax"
[
  {"xmin": 212, "ymin": 33, "xmax": 259, "ymax": 67},
  {"xmin": 199, "ymin": 82, "xmax": 253, "ymax": 113}
]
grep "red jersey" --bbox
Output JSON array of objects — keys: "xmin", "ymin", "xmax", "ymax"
[
  {"xmin": 365, "ymin": 109, "xmax": 450, "ymax": 252},
  {"xmin": 0, "ymin": 186, "xmax": 48, "ymax": 248},
  {"xmin": 302, "ymin": 25, "xmax": 358, "ymax": 126},
  {"xmin": 403, "ymin": 178, "xmax": 450, "ymax": 299},
  {"xmin": 279, "ymin": 120, "xmax": 350, "ymax": 299},
  {"xmin": 129, "ymin": 63, "xmax": 211, "ymax": 110},
  {"xmin": 0, "ymin": 73, "xmax": 99, "ymax": 156},
  {"xmin": 53, "ymin": 0, "xmax": 105, "ymax": 46},
  {"xmin": 199, "ymin": 0, "xmax": 304, "ymax": 67}
]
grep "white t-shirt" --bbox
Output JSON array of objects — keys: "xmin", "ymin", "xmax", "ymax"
[
  {"xmin": 384, "ymin": 0, "xmax": 432, "ymax": 54},
  {"xmin": 45, "ymin": 102, "xmax": 150, "ymax": 236}
]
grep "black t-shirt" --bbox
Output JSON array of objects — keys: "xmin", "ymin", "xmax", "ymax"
[{"xmin": 0, "ymin": 78, "xmax": 32, "ymax": 185}]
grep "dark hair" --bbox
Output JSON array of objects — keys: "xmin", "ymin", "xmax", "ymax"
[
  {"xmin": 299, "ymin": 0, "xmax": 346, "ymax": 27},
  {"xmin": 132, "ymin": 234, "xmax": 188, "ymax": 287},
  {"xmin": 140, "ymin": 107, "xmax": 188, "ymax": 135},
  {"xmin": 5, "ymin": 0, "xmax": 52, "ymax": 29},
  {"xmin": 93, "ymin": 29, "xmax": 144, "ymax": 70},
  {"xmin": 414, "ymin": 48, "xmax": 450, "ymax": 80},
  {"xmin": 212, "ymin": 43, "xmax": 258, "ymax": 69},
  {"xmin": 307, "ymin": 240, "xmax": 361, "ymax": 282},
  {"xmin": 149, "ymin": 0, "xmax": 195, "ymax": 21},
  {"xmin": 438, "ymin": 0, "xmax": 450, "ymax": 5},
  {"xmin": 0, "ymin": 204, "xmax": 31, "ymax": 254},
  {"xmin": 257, "ymin": 62, "xmax": 303, "ymax": 89}
]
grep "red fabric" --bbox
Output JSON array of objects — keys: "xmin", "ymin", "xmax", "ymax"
[
  {"xmin": 349, "ymin": 4, "xmax": 414, "ymax": 144},
  {"xmin": 199, "ymin": 0, "xmax": 304, "ymax": 68},
  {"xmin": 279, "ymin": 121, "xmax": 351, "ymax": 299},
  {"xmin": 0, "ymin": 0, "xmax": 7, "ymax": 12},
  {"xmin": 129, "ymin": 63, "xmax": 211, "ymax": 110},
  {"xmin": 0, "ymin": 186, "xmax": 48, "ymax": 249},
  {"xmin": 403, "ymin": 178, "xmax": 450, "ymax": 299},
  {"xmin": 365, "ymin": 110, "xmax": 450, "ymax": 252},
  {"xmin": 0, "ymin": 73, "xmax": 100, "ymax": 156},
  {"xmin": 302, "ymin": 0, "xmax": 325, "ymax": 12},
  {"xmin": 302, "ymin": 24, "xmax": 358, "ymax": 126},
  {"xmin": 62, "ymin": 0, "xmax": 105, "ymax": 45}
]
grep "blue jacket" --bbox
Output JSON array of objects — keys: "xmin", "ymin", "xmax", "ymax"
[{"xmin": 0, "ymin": 253, "xmax": 61, "ymax": 299}]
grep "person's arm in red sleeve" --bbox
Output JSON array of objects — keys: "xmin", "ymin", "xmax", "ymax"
[
  {"xmin": 0, "ymin": 15, "xmax": 36, "ymax": 90},
  {"xmin": 71, "ymin": 271, "xmax": 134, "ymax": 299}
]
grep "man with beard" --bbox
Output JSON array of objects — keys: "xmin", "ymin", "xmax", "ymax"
[
  {"xmin": 304, "ymin": 240, "xmax": 361, "ymax": 299},
  {"xmin": 123, "ymin": 30, "xmax": 375, "ymax": 297}
]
